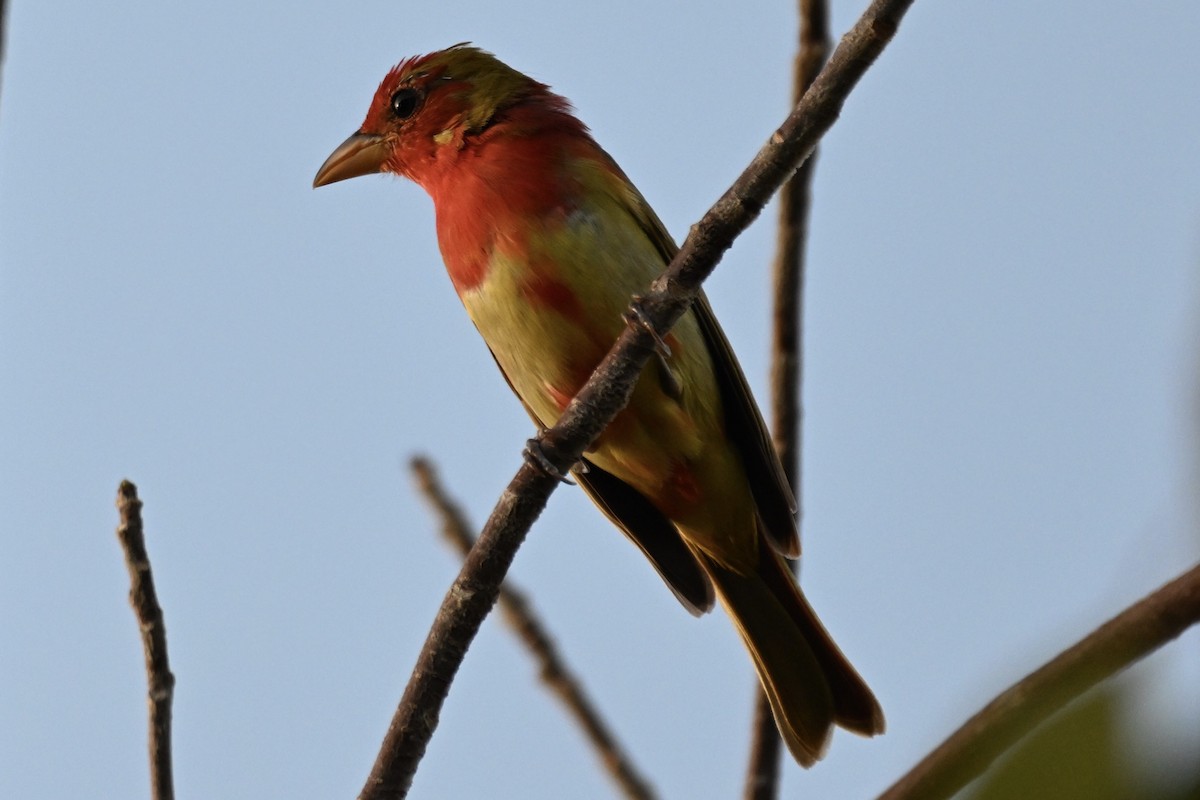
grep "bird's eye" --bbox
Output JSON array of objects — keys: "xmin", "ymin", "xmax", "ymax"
[{"xmin": 390, "ymin": 88, "xmax": 421, "ymax": 120}]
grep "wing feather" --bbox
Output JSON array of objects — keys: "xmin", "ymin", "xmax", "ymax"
[
  {"xmin": 575, "ymin": 461, "xmax": 714, "ymax": 615},
  {"xmin": 616, "ymin": 179, "xmax": 800, "ymax": 557},
  {"xmin": 484, "ymin": 345, "xmax": 714, "ymax": 613}
]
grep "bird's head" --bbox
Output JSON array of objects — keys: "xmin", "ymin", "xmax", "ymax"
[{"xmin": 313, "ymin": 44, "xmax": 548, "ymax": 189}]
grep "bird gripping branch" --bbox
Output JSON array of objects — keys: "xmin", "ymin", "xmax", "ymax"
[{"xmin": 314, "ymin": 44, "xmax": 883, "ymax": 765}]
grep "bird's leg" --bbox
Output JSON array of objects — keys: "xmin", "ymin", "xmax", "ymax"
[{"xmin": 626, "ymin": 296, "xmax": 683, "ymax": 401}]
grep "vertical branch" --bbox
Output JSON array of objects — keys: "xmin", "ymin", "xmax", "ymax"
[
  {"xmin": 769, "ymin": 0, "xmax": 830, "ymax": 482},
  {"xmin": 0, "ymin": 0, "xmax": 9, "ymax": 114},
  {"xmin": 410, "ymin": 457, "xmax": 658, "ymax": 800},
  {"xmin": 744, "ymin": 1, "xmax": 830, "ymax": 798},
  {"xmin": 115, "ymin": 480, "xmax": 176, "ymax": 800}
]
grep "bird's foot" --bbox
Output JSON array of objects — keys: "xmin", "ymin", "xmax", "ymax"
[
  {"xmin": 624, "ymin": 297, "xmax": 671, "ymax": 359},
  {"xmin": 523, "ymin": 437, "xmax": 578, "ymax": 484}
]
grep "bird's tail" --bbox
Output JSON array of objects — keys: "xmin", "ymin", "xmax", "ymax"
[{"xmin": 697, "ymin": 540, "xmax": 884, "ymax": 766}]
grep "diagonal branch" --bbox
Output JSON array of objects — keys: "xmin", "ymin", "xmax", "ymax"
[
  {"xmin": 744, "ymin": 0, "xmax": 831, "ymax": 796},
  {"xmin": 410, "ymin": 456, "xmax": 658, "ymax": 800},
  {"xmin": 115, "ymin": 480, "xmax": 176, "ymax": 800},
  {"xmin": 359, "ymin": 3, "xmax": 917, "ymax": 797},
  {"xmin": 878, "ymin": 562, "xmax": 1200, "ymax": 800}
]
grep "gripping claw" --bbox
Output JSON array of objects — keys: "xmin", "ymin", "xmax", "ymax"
[
  {"xmin": 624, "ymin": 297, "xmax": 671, "ymax": 360},
  {"xmin": 523, "ymin": 438, "xmax": 577, "ymax": 484}
]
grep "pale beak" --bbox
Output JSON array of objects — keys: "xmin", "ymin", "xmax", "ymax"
[{"xmin": 313, "ymin": 132, "xmax": 389, "ymax": 188}]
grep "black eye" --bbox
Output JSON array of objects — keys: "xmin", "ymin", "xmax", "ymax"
[{"xmin": 390, "ymin": 88, "xmax": 421, "ymax": 120}]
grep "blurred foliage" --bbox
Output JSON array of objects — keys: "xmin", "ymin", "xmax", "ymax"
[{"xmin": 964, "ymin": 681, "xmax": 1200, "ymax": 800}]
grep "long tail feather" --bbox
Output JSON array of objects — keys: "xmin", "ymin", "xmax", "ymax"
[{"xmin": 698, "ymin": 542, "xmax": 884, "ymax": 766}]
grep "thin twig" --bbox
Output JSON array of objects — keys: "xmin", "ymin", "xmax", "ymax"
[
  {"xmin": 745, "ymin": 0, "xmax": 831, "ymax": 796},
  {"xmin": 0, "ymin": 0, "xmax": 8, "ymax": 114},
  {"xmin": 359, "ymin": 4, "xmax": 916, "ymax": 797},
  {"xmin": 878, "ymin": 562, "xmax": 1200, "ymax": 800},
  {"xmin": 115, "ymin": 480, "xmax": 176, "ymax": 800},
  {"xmin": 409, "ymin": 457, "xmax": 658, "ymax": 800}
]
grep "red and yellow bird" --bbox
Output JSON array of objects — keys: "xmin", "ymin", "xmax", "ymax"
[{"xmin": 314, "ymin": 44, "xmax": 883, "ymax": 765}]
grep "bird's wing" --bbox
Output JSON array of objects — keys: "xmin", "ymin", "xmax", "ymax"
[
  {"xmin": 689, "ymin": 292, "xmax": 800, "ymax": 557},
  {"xmin": 483, "ymin": 345, "xmax": 715, "ymax": 614},
  {"xmin": 574, "ymin": 460, "xmax": 715, "ymax": 615},
  {"xmin": 614, "ymin": 179, "xmax": 800, "ymax": 557}
]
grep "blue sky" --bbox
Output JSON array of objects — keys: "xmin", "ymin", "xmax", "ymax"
[{"xmin": 2, "ymin": 1, "xmax": 1198, "ymax": 798}]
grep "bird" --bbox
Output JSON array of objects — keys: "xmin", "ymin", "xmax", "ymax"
[{"xmin": 313, "ymin": 44, "xmax": 883, "ymax": 765}]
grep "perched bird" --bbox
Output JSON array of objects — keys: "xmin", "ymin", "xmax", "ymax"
[{"xmin": 314, "ymin": 44, "xmax": 883, "ymax": 765}]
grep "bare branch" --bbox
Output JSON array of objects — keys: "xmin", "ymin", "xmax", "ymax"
[
  {"xmin": 359, "ymin": 3, "xmax": 916, "ymax": 796},
  {"xmin": 878, "ymin": 562, "xmax": 1200, "ymax": 800},
  {"xmin": 115, "ymin": 480, "xmax": 176, "ymax": 800},
  {"xmin": 744, "ymin": 0, "xmax": 831, "ymax": 796},
  {"xmin": 410, "ymin": 456, "xmax": 658, "ymax": 800},
  {"xmin": 769, "ymin": 0, "xmax": 830, "ymax": 496},
  {"xmin": 0, "ymin": 0, "xmax": 8, "ymax": 114}
]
